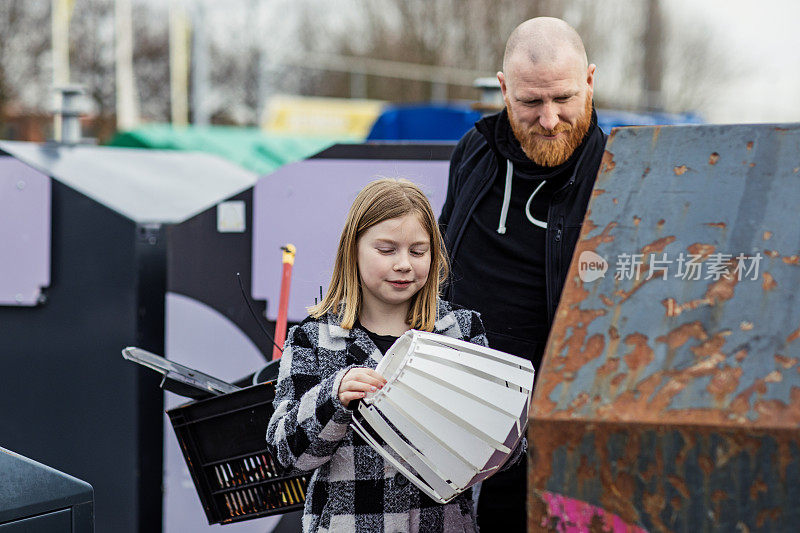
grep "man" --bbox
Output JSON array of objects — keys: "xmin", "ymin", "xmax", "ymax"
[{"xmin": 439, "ymin": 17, "xmax": 607, "ymax": 531}]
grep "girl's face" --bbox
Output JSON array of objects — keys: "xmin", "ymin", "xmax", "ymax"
[{"xmin": 356, "ymin": 213, "xmax": 431, "ymax": 315}]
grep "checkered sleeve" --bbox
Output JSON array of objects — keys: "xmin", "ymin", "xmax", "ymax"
[
  {"xmin": 267, "ymin": 323, "xmax": 354, "ymax": 473},
  {"xmin": 467, "ymin": 310, "xmax": 489, "ymax": 348}
]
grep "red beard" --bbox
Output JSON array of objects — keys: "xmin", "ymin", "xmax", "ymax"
[{"xmin": 508, "ymin": 93, "xmax": 592, "ymax": 167}]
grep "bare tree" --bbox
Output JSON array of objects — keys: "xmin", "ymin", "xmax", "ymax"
[
  {"xmin": 292, "ymin": 0, "xmax": 734, "ymax": 115},
  {"xmin": 132, "ymin": 1, "xmax": 170, "ymax": 122},
  {"xmin": 69, "ymin": 0, "xmax": 117, "ymax": 138},
  {"xmin": 0, "ymin": 1, "xmax": 51, "ymax": 128}
]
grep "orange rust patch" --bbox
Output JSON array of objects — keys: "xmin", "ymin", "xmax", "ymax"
[
  {"xmin": 592, "ymin": 189, "xmax": 606, "ymax": 197},
  {"xmin": 661, "ymin": 296, "xmax": 715, "ymax": 316},
  {"xmin": 782, "ymin": 255, "xmax": 799, "ymax": 265},
  {"xmin": 570, "ymin": 392, "xmax": 590, "ymax": 410},
  {"xmin": 656, "ymin": 219, "xmax": 665, "ymax": 230},
  {"xmin": 597, "ymin": 357, "xmax": 620, "ymax": 377},
  {"xmin": 613, "ymin": 198, "xmax": 619, "ymax": 205},
  {"xmin": 652, "ymin": 126, "xmax": 662, "ymax": 146},
  {"xmin": 699, "ymin": 456, "xmax": 714, "ymax": 476},
  {"xmin": 765, "ymin": 249, "xmax": 780, "ymax": 258},
  {"xmin": 750, "ymin": 162, "xmax": 756, "ymax": 167},
  {"xmin": 705, "ymin": 222, "xmax": 726, "ymax": 229},
  {"xmin": 774, "ymin": 354, "xmax": 798, "ymax": 369},
  {"xmin": 762, "ymin": 272, "xmax": 777, "ymax": 291},
  {"xmin": 740, "ymin": 321, "xmax": 754, "ymax": 331},
  {"xmin": 708, "ymin": 152, "xmax": 720, "ymax": 165},
  {"xmin": 786, "ymin": 327, "xmax": 800, "ymax": 345},
  {"xmin": 576, "ymin": 453, "xmax": 596, "ymax": 482},
  {"xmin": 707, "ymin": 366, "xmax": 742, "ymax": 406},
  {"xmin": 705, "ymin": 273, "xmax": 738, "ymax": 305},
  {"xmin": 750, "ymin": 479, "xmax": 768, "ymax": 500},
  {"xmin": 688, "ymin": 243, "xmax": 715, "ymax": 259},
  {"xmin": 746, "ymin": 141, "xmax": 754, "ymax": 150},
  {"xmin": 711, "ymin": 489, "xmax": 728, "ymax": 503},
  {"xmin": 663, "ymin": 298, "xmax": 679, "ymax": 317},
  {"xmin": 601, "ymin": 150, "xmax": 616, "ymax": 173},
  {"xmin": 642, "ymin": 236, "xmax": 675, "ymax": 255},
  {"xmin": 756, "ymin": 508, "xmax": 782, "ymax": 529},
  {"xmin": 667, "ymin": 475, "xmax": 690, "ymax": 500},
  {"xmin": 764, "ymin": 370, "xmax": 782, "ymax": 383},
  {"xmin": 623, "ymin": 333, "xmax": 654, "ymax": 372},
  {"xmin": 734, "ymin": 349, "xmax": 748, "ymax": 362},
  {"xmin": 656, "ymin": 321, "xmax": 708, "ymax": 349},
  {"xmin": 691, "ymin": 330, "xmax": 730, "ymax": 358},
  {"xmin": 633, "ymin": 216, "xmax": 641, "ymax": 226},
  {"xmin": 674, "ymin": 165, "xmax": 688, "ymax": 175},
  {"xmin": 763, "ymin": 231, "xmax": 772, "ymax": 240}
]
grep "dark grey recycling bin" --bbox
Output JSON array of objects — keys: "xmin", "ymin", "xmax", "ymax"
[
  {"xmin": 0, "ymin": 446, "xmax": 93, "ymax": 532},
  {"xmin": 0, "ymin": 140, "xmax": 257, "ymax": 533}
]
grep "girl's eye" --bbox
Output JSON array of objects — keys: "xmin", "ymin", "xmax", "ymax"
[
  {"xmin": 410, "ymin": 249, "xmax": 427, "ymax": 256},
  {"xmin": 377, "ymin": 248, "xmax": 394, "ymax": 254}
]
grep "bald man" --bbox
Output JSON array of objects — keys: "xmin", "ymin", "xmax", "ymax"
[{"xmin": 440, "ymin": 18, "xmax": 607, "ymax": 531}]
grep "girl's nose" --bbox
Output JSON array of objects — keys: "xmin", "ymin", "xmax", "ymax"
[{"xmin": 394, "ymin": 254, "xmax": 412, "ymax": 271}]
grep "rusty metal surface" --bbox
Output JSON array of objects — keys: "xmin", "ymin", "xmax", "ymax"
[{"xmin": 530, "ymin": 123, "xmax": 800, "ymax": 531}]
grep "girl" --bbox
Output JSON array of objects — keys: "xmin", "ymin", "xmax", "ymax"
[{"xmin": 267, "ymin": 178, "xmax": 491, "ymax": 532}]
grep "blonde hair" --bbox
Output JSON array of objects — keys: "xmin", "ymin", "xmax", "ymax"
[{"xmin": 308, "ymin": 178, "xmax": 449, "ymax": 331}]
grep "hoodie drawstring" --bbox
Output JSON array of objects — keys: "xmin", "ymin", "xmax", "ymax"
[
  {"xmin": 525, "ymin": 180, "xmax": 548, "ymax": 229},
  {"xmin": 496, "ymin": 160, "xmax": 513, "ymax": 234},
  {"xmin": 497, "ymin": 159, "xmax": 548, "ymax": 234}
]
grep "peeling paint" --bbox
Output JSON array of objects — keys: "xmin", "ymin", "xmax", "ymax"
[
  {"xmin": 602, "ymin": 151, "xmax": 616, "ymax": 174},
  {"xmin": 688, "ymin": 243, "xmax": 716, "ymax": 259},
  {"xmin": 674, "ymin": 165, "xmax": 688, "ymax": 176},
  {"xmin": 762, "ymin": 272, "xmax": 777, "ymax": 291}
]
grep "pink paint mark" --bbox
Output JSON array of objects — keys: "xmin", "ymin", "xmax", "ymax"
[{"xmin": 540, "ymin": 491, "xmax": 648, "ymax": 532}]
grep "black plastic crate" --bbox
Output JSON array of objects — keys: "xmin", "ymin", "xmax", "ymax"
[{"xmin": 167, "ymin": 382, "xmax": 308, "ymax": 524}]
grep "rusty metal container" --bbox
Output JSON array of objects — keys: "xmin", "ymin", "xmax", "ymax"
[{"xmin": 529, "ymin": 123, "xmax": 800, "ymax": 532}]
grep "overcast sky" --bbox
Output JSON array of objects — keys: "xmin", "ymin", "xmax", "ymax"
[{"xmin": 676, "ymin": 0, "xmax": 800, "ymax": 123}]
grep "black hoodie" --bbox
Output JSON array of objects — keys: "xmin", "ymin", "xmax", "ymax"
[{"xmin": 440, "ymin": 107, "xmax": 607, "ymax": 367}]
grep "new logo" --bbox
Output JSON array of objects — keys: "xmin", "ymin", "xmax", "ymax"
[{"xmin": 578, "ymin": 251, "xmax": 608, "ymax": 282}]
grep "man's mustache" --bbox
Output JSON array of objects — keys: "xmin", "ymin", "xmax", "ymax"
[{"xmin": 526, "ymin": 122, "xmax": 572, "ymax": 136}]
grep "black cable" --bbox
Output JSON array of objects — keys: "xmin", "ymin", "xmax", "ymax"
[{"xmin": 237, "ymin": 272, "xmax": 283, "ymax": 354}]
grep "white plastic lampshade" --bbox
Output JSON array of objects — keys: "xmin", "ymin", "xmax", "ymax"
[{"xmin": 351, "ymin": 330, "xmax": 534, "ymax": 503}]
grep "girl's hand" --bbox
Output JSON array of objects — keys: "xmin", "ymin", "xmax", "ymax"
[{"xmin": 338, "ymin": 367, "xmax": 387, "ymax": 407}]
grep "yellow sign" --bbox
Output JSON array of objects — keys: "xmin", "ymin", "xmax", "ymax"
[{"xmin": 262, "ymin": 95, "xmax": 385, "ymax": 138}]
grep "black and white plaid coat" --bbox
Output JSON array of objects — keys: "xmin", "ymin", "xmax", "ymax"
[{"xmin": 267, "ymin": 300, "xmax": 493, "ymax": 532}]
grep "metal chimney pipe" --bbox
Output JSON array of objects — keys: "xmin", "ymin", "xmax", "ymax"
[{"xmin": 56, "ymin": 85, "xmax": 85, "ymax": 144}]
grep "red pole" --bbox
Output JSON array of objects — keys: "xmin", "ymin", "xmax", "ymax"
[{"xmin": 272, "ymin": 244, "xmax": 296, "ymax": 360}]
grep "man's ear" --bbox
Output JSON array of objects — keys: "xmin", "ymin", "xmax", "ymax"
[
  {"xmin": 498, "ymin": 71, "xmax": 507, "ymax": 99},
  {"xmin": 586, "ymin": 64, "xmax": 596, "ymax": 90}
]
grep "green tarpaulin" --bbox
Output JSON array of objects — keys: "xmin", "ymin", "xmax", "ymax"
[{"xmin": 108, "ymin": 124, "xmax": 360, "ymax": 175}]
